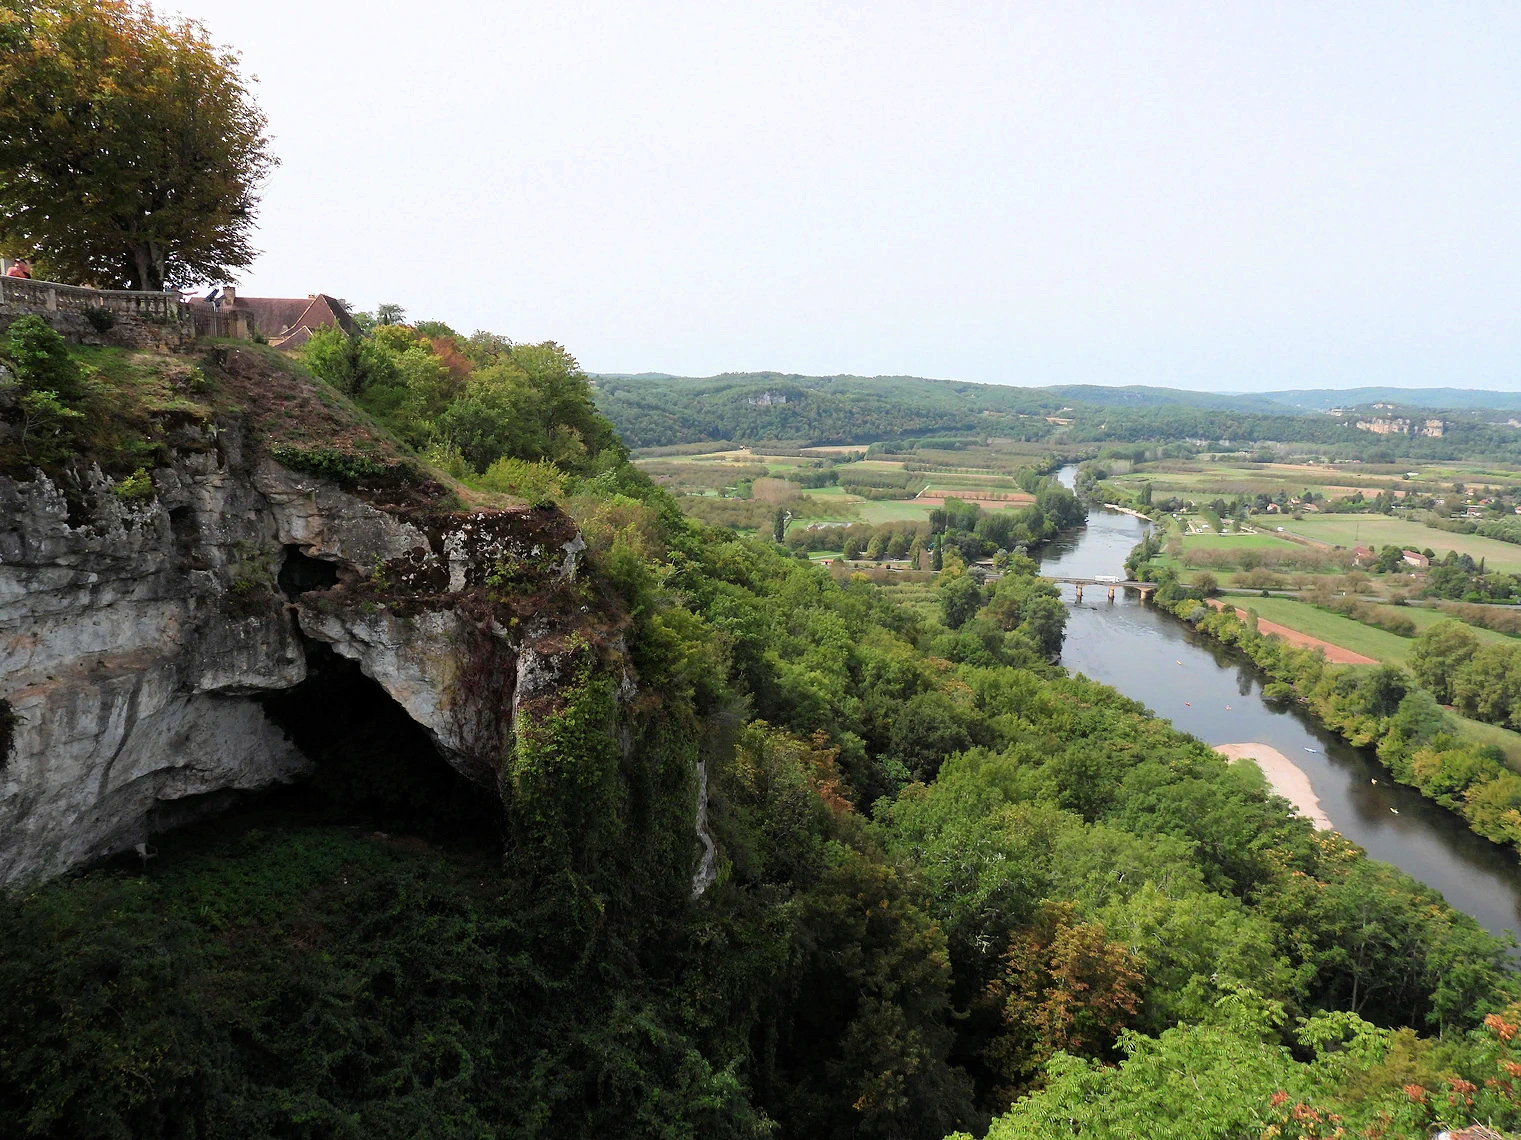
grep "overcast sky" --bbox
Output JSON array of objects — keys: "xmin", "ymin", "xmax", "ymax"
[{"xmin": 167, "ymin": 1, "xmax": 1521, "ymax": 391}]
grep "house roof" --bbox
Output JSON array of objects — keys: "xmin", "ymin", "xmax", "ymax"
[
  {"xmin": 265, "ymin": 295, "xmax": 357, "ymax": 345},
  {"xmin": 271, "ymin": 325, "xmax": 316, "ymax": 351},
  {"xmin": 218, "ymin": 293, "xmax": 357, "ymax": 343},
  {"xmin": 233, "ymin": 296, "xmax": 312, "ymax": 337}
]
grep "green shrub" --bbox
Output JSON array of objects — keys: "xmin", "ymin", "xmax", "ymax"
[
  {"xmin": 83, "ymin": 307, "xmax": 116, "ymax": 333},
  {"xmin": 268, "ymin": 444, "xmax": 410, "ymax": 485},
  {"xmin": 110, "ymin": 467, "xmax": 155, "ymax": 501},
  {"xmin": 4, "ymin": 315, "xmax": 84, "ymax": 402},
  {"xmin": 479, "ymin": 456, "xmax": 564, "ymax": 506}
]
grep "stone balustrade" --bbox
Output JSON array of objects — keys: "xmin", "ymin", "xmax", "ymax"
[
  {"xmin": 0, "ymin": 275, "xmax": 193, "ymax": 349},
  {"xmin": 0, "ymin": 274, "xmax": 187, "ymax": 319}
]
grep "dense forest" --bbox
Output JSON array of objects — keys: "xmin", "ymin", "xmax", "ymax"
[
  {"xmin": 4, "ymin": 315, "xmax": 1521, "ymax": 1139},
  {"xmin": 593, "ymin": 372, "xmax": 1521, "ymax": 460},
  {"xmin": 591, "ymin": 372, "xmax": 1064, "ymax": 448}
]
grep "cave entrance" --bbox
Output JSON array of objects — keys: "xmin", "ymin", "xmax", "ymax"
[
  {"xmin": 259, "ymin": 640, "xmax": 501, "ymax": 845},
  {"xmin": 277, "ymin": 545, "xmax": 339, "ymax": 598}
]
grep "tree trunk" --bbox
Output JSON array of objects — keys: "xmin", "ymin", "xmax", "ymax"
[{"xmin": 130, "ymin": 242, "xmax": 165, "ymax": 291}]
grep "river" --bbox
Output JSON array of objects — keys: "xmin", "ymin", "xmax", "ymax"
[{"xmin": 1041, "ymin": 467, "xmax": 1521, "ymax": 942}]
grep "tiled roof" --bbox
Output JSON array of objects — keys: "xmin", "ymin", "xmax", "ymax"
[
  {"xmin": 233, "ymin": 297, "xmax": 313, "ymax": 337},
  {"xmin": 270, "ymin": 325, "xmax": 315, "ymax": 350},
  {"xmin": 234, "ymin": 293, "xmax": 358, "ymax": 343}
]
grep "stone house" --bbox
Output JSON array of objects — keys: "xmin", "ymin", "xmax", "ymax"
[{"xmin": 189, "ymin": 288, "xmax": 356, "ymax": 348}]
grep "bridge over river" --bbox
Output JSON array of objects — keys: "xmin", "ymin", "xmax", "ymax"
[{"xmin": 1045, "ymin": 576, "xmax": 1157, "ymax": 601}]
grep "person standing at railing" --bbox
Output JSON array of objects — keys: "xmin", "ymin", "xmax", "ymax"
[{"xmin": 4, "ymin": 259, "xmax": 31, "ymax": 279}]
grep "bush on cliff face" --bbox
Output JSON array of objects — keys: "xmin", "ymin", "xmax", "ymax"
[
  {"xmin": 2, "ymin": 316, "xmax": 86, "ymax": 462},
  {"xmin": 5, "ymin": 316, "xmax": 85, "ymax": 403}
]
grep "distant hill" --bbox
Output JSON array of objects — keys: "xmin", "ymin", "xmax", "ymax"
[
  {"xmin": 590, "ymin": 371, "xmax": 1067, "ymax": 448},
  {"xmin": 1038, "ymin": 384, "xmax": 1296, "ymax": 413},
  {"xmin": 1260, "ymin": 387, "xmax": 1521, "ymax": 412},
  {"xmin": 591, "ymin": 370, "xmax": 1521, "ymax": 451}
]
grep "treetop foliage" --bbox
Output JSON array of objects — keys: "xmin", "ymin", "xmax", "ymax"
[
  {"xmin": 0, "ymin": 0, "xmax": 276, "ymax": 288},
  {"xmin": 299, "ymin": 323, "xmax": 626, "ymax": 484}
]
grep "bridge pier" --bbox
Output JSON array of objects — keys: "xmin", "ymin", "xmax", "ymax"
[
  {"xmin": 1139, "ymin": 587, "xmax": 1153, "ymax": 602},
  {"xmin": 1074, "ymin": 584, "xmax": 1083, "ymax": 602},
  {"xmin": 1108, "ymin": 586, "xmax": 1115, "ymax": 601}
]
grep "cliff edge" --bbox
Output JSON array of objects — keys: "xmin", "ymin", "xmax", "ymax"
[{"xmin": 0, "ymin": 344, "xmax": 614, "ymax": 883}]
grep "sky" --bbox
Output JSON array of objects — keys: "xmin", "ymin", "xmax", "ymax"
[{"xmin": 166, "ymin": 0, "xmax": 1521, "ymax": 391}]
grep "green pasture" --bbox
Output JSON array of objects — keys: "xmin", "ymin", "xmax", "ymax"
[
  {"xmin": 1277, "ymin": 516, "xmax": 1521, "ymax": 572},
  {"xmin": 1179, "ymin": 530, "xmax": 1304, "ymax": 552},
  {"xmin": 1398, "ymin": 605, "xmax": 1517, "ymax": 646},
  {"xmin": 1449, "ymin": 714, "xmax": 1521, "ymax": 771},
  {"xmin": 1224, "ymin": 596, "xmax": 1416, "ymax": 664},
  {"xmin": 855, "ymin": 499, "xmax": 938, "ymax": 524},
  {"xmin": 802, "ymin": 485, "xmax": 854, "ymax": 498}
]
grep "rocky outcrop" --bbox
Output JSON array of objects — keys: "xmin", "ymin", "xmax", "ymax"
[{"xmin": 0, "ymin": 424, "xmax": 599, "ymax": 884}]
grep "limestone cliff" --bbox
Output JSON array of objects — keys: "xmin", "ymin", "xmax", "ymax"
[{"xmin": 0, "ymin": 378, "xmax": 603, "ymax": 884}]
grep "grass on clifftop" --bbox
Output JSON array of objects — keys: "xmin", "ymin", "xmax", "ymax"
[
  {"xmin": 203, "ymin": 342, "xmax": 408, "ymax": 463},
  {"xmin": 0, "ymin": 335, "xmax": 507, "ymax": 512},
  {"xmin": 0, "ymin": 343, "xmax": 214, "ymax": 478}
]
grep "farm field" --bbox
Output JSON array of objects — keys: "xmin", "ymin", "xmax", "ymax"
[
  {"xmin": 1449, "ymin": 714, "xmax": 1521, "ymax": 771},
  {"xmin": 875, "ymin": 579, "xmax": 938, "ymax": 621},
  {"xmin": 916, "ymin": 489, "xmax": 1035, "ymax": 507},
  {"xmin": 1106, "ymin": 462, "xmax": 1421, "ymax": 500},
  {"xmin": 1108, "ymin": 457, "xmax": 1521, "ymax": 505},
  {"xmin": 854, "ymin": 499, "xmax": 938, "ymax": 524},
  {"xmin": 1168, "ymin": 525, "xmax": 1358, "ymax": 586},
  {"xmin": 1177, "ymin": 530, "xmax": 1305, "ymax": 552},
  {"xmin": 633, "ymin": 436, "xmax": 1069, "ymax": 535},
  {"xmin": 1222, "ymin": 596, "xmax": 1416, "ymax": 664},
  {"xmin": 785, "ymin": 486, "xmax": 862, "ymax": 521},
  {"xmin": 1276, "ymin": 516, "xmax": 1521, "ymax": 572},
  {"xmin": 1398, "ymin": 604, "xmax": 1518, "ymax": 645},
  {"xmin": 1224, "ymin": 594, "xmax": 1517, "ymax": 663}
]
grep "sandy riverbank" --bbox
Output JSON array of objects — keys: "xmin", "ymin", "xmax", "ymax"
[{"xmin": 1214, "ymin": 743, "xmax": 1334, "ymax": 831}]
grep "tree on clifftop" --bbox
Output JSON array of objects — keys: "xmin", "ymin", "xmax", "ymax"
[{"xmin": 0, "ymin": 0, "xmax": 276, "ymax": 290}]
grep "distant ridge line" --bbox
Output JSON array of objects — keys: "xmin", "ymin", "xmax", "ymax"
[{"xmin": 591, "ymin": 373, "xmax": 1521, "ymax": 413}]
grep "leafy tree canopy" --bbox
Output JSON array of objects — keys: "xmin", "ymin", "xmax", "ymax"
[{"xmin": 0, "ymin": 0, "xmax": 276, "ymax": 288}]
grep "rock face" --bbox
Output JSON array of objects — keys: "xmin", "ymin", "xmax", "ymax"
[{"xmin": 0, "ymin": 425, "xmax": 594, "ymax": 884}]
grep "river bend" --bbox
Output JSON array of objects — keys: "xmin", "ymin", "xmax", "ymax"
[{"xmin": 1041, "ymin": 470, "xmax": 1521, "ymax": 942}]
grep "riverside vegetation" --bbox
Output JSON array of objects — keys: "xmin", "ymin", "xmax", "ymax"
[
  {"xmin": 1127, "ymin": 532, "xmax": 1521, "ymax": 860},
  {"xmin": 5, "ymin": 315, "xmax": 1521, "ymax": 1139}
]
